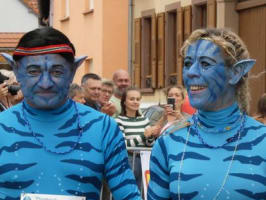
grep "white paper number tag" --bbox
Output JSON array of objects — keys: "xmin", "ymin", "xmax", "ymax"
[{"xmin": 21, "ymin": 193, "xmax": 86, "ymax": 200}]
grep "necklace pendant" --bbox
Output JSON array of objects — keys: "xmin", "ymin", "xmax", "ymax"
[{"xmin": 225, "ymin": 126, "xmax": 231, "ymax": 131}]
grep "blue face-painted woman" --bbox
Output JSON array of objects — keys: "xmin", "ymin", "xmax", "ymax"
[
  {"xmin": 148, "ymin": 29, "xmax": 266, "ymax": 200},
  {"xmin": 183, "ymin": 39, "xmax": 254, "ymax": 111},
  {"xmin": 183, "ymin": 40, "xmax": 231, "ymax": 111}
]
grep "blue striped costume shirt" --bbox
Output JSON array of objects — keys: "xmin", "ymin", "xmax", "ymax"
[
  {"xmin": 0, "ymin": 100, "xmax": 141, "ymax": 200},
  {"xmin": 148, "ymin": 103, "xmax": 266, "ymax": 199}
]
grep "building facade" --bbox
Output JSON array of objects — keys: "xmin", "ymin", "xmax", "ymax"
[
  {"xmin": 0, "ymin": 0, "xmax": 39, "ymax": 69},
  {"xmin": 51, "ymin": 0, "xmax": 129, "ymax": 84},
  {"xmin": 48, "ymin": 0, "xmax": 265, "ymax": 114}
]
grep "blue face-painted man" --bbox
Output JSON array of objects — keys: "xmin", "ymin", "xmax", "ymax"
[
  {"xmin": 183, "ymin": 39, "xmax": 255, "ymax": 111},
  {"xmin": 0, "ymin": 28, "xmax": 142, "ymax": 199},
  {"xmin": 1, "ymin": 53, "xmax": 86, "ymax": 110}
]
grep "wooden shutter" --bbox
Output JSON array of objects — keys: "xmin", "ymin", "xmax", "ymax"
[
  {"xmin": 207, "ymin": 0, "xmax": 216, "ymax": 28},
  {"xmin": 133, "ymin": 18, "xmax": 141, "ymax": 88},
  {"xmin": 151, "ymin": 13, "xmax": 157, "ymax": 88},
  {"xmin": 157, "ymin": 13, "xmax": 165, "ymax": 88},
  {"xmin": 177, "ymin": 7, "xmax": 184, "ymax": 85},
  {"xmin": 183, "ymin": 5, "xmax": 192, "ymax": 41}
]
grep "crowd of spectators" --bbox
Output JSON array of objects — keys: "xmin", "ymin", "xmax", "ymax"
[
  {"xmin": 1, "ymin": 26, "xmax": 265, "ymax": 200},
  {"xmin": 2, "ymin": 37, "xmax": 265, "ymax": 199}
]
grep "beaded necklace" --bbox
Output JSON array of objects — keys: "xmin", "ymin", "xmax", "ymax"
[
  {"xmin": 22, "ymin": 101, "xmax": 83, "ymax": 155},
  {"xmin": 177, "ymin": 113, "xmax": 246, "ymax": 200},
  {"xmin": 197, "ymin": 114, "xmax": 242, "ymax": 133},
  {"xmin": 195, "ymin": 113, "xmax": 246, "ymax": 149}
]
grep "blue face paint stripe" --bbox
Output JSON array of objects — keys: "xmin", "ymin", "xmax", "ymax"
[
  {"xmin": 194, "ymin": 40, "xmax": 205, "ymax": 56},
  {"xmin": 203, "ymin": 41, "xmax": 216, "ymax": 53},
  {"xmin": 209, "ymin": 90, "xmax": 217, "ymax": 102},
  {"xmin": 209, "ymin": 76, "xmax": 223, "ymax": 92},
  {"xmin": 212, "ymin": 47, "xmax": 221, "ymax": 57},
  {"xmin": 214, "ymin": 67, "xmax": 227, "ymax": 82},
  {"xmin": 206, "ymin": 67, "xmax": 226, "ymax": 88},
  {"xmin": 196, "ymin": 40, "xmax": 222, "ymax": 61},
  {"xmin": 195, "ymin": 40, "xmax": 216, "ymax": 58},
  {"xmin": 202, "ymin": 68, "xmax": 224, "ymax": 91},
  {"xmin": 200, "ymin": 75, "xmax": 218, "ymax": 101}
]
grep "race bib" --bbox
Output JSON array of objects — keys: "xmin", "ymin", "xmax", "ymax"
[{"xmin": 21, "ymin": 193, "xmax": 86, "ymax": 200}]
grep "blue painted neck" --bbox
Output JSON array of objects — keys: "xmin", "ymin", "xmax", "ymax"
[
  {"xmin": 22, "ymin": 99, "xmax": 73, "ymax": 121},
  {"xmin": 196, "ymin": 103, "xmax": 242, "ymax": 132}
]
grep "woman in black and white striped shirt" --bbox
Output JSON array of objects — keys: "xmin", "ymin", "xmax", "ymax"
[
  {"xmin": 115, "ymin": 87, "xmax": 153, "ymax": 190},
  {"xmin": 115, "ymin": 87, "xmax": 153, "ymax": 147}
]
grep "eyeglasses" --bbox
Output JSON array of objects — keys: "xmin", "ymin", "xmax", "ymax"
[
  {"xmin": 101, "ymin": 89, "xmax": 113, "ymax": 95},
  {"xmin": 88, "ymin": 87, "xmax": 101, "ymax": 91}
]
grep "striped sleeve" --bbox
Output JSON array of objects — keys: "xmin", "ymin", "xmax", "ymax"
[
  {"xmin": 115, "ymin": 117, "xmax": 126, "ymax": 138},
  {"xmin": 102, "ymin": 115, "xmax": 141, "ymax": 199}
]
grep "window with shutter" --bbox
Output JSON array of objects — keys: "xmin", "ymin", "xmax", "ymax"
[
  {"xmin": 192, "ymin": 0, "xmax": 207, "ymax": 30},
  {"xmin": 133, "ymin": 2, "xmax": 204, "ymax": 90},
  {"xmin": 177, "ymin": 6, "xmax": 184, "ymax": 85},
  {"xmin": 165, "ymin": 2, "xmax": 182, "ymax": 87},
  {"xmin": 151, "ymin": 13, "xmax": 157, "ymax": 89},
  {"xmin": 207, "ymin": 0, "xmax": 216, "ymax": 28},
  {"xmin": 133, "ymin": 18, "xmax": 141, "ymax": 88},
  {"xmin": 157, "ymin": 13, "xmax": 165, "ymax": 89},
  {"xmin": 141, "ymin": 9, "xmax": 156, "ymax": 90},
  {"xmin": 183, "ymin": 6, "xmax": 192, "ymax": 44},
  {"xmin": 192, "ymin": 0, "xmax": 216, "ymax": 29},
  {"xmin": 165, "ymin": 10, "xmax": 177, "ymax": 86},
  {"xmin": 141, "ymin": 17, "xmax": 152, "ymax": 88}
]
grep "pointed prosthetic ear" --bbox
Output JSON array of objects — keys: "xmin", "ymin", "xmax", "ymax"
[
  {"xmin": 69, "ymin": 56, "xmax": 87, "ymax": 82},
  {"xmin": 73, "ymin": 56, "xmax": 87, "ymax": 71},
  {"xmin": 1, "ymin": 53, "xmax": 17, "ymax": 70},
  {"xmin": 228, "ymin": 59, "xmax": 256, "ymax": 85}
]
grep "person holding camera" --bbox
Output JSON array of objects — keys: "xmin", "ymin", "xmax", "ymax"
[
  {"xmin": 145, "ymin": 85, "xmax": 191, "ymax": 138},
  {"xmin": 0, "ymin": 69, "xmax": 23, "ymax": 111}
]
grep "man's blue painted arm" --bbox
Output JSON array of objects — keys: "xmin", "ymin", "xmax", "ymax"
[{"xmin": 102, "ymin": 115, "xmax": 141, "ymax": 200}]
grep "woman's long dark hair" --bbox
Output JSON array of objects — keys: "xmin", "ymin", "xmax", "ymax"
[{"xmin": 120, "ymin": 87, "xmax": 141, "ymax": 117}]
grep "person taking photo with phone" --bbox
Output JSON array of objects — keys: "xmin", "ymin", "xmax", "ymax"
[{"xmin": 145, "ymin": 85, "xmax": 191, "ymax": 138}]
